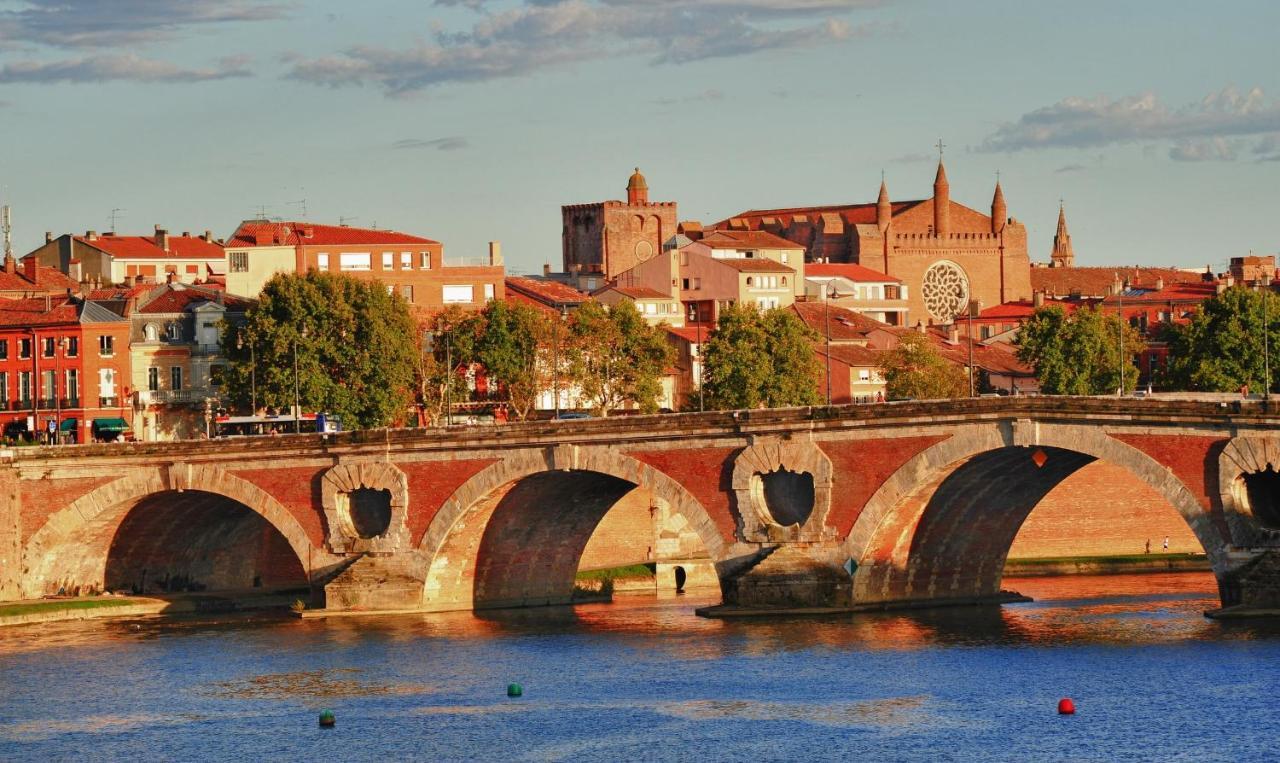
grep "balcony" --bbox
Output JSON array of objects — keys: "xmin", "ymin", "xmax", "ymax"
[
  {"xmin": 135, "ymin": 389, "xmax": 212, "ymax": 406},
  {"xmin": 60, "ymin": 398, "xmax": 81, "ymax": 409},
  {"xmin": 190, "ymin": 343, "xmax": 223, "ymax": 358},
  {"xmin": 37, "ymin": 398, "xmax": 56, "ymax": 409},
  {"xmin": 99, "ymin": 396, "xmax": 119, "ymax": 407}
]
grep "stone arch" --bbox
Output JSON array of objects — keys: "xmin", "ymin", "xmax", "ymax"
[
  {"xmin": 321, "ymin": 462, "xmax": 409, "ymax": 553},
  {"xmin": 843, "ymin": 422, "xmax": 1226, "ymax": 607},
  {"xmin": 22, "ymin": 463, "xmax": 338, "ymax": 598},
  {"xmin": 418, "ymin": 444, "xmax": 737, "ymax": 611},
  {"xmin": 1217, "ymin": 436, "xmax": 1280, "ymax": 544},
  {"xmin": 731, "ymin": 436, "xmax": 833, "ymax": 542}
]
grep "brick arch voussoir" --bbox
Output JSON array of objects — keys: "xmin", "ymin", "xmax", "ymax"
[
  {"xmin": 23, "ymin": 463, "xmax": 335, "ymax": 597},
  {"xmin": 418, "ymin": 446, "xmax": 733, "ymax": 565},
  {"xmin": 844, "ymin": 422, "xmax": 1228, "ymax": 572}
]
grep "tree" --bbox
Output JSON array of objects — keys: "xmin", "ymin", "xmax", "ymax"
[
  {"xmin": 1015, "ymin": 305, "xmax": 1143, "ymax": 395},
  {"xmin": 472, "ymin": 300, "xmax": 550, "ymax": 420},
  {"xmin": 222, "ymin": 271, "xmax": 418, "ymax": 429},
  {"xmin": 565, "ymin": 300, "xmax": 674, "ymax": 415},
  {"xmin": 418, "ymin": 306, "xmax": 483, "ymax": 425},
  {"xmin": 1166, "ymin": 286, "xmax": 1280, "ymax": 394},
  {"xmin": 878, "ymin": 331, "xmax": 967, "ymax": 400},
  {"xmin": 702, "ymin": 305, "xmax": 823, "ymax": 409}
]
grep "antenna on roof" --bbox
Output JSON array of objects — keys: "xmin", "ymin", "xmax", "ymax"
[
  {"xmin": 285, "ymin": 197, "xmax": 308, "ymax": 219},
  {"xmin": 108, "ymin": 208, "xmax": 126, "ymax": 233},
  {"xmin": 1, "ymin": 204, "xmax": 11, "ymax": 260},
  {"xmin": 338, "ymin": 215, "xmax": 358, "ymax": 227},
  {"xmin": 253, "ymin": 204, "xmax": 270, "ymax": 220}
]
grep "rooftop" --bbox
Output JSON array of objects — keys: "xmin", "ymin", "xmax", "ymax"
[
  {"xmin": 696, "ymin": 229, "xmax": 806, "ymax": 251},
  {"xmin": 1031, "ymin": 266, "xmax": 1209, "ymax": 297},
  {"xmin": 226, "ymin": 220, "xmax": 439, "ymax": 248},
  {"xmin": 805, "ymin": 262, "xmax": 902, "ymax": 283},
  {"xmin": 75, "ymin": 232, "xmax": 224, "ymax": 261}
]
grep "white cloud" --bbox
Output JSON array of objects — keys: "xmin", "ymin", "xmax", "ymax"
[
  {"xmin": 980, "ymin": 86, "xmax": 1280, "ymax": 160},
  {"xmin": 0, "ymin": 53, "xmax": 252, "ymax": 84},
  {"xmin": 0, "ymin": 0, "xmax": 286, "ymax": 49}
]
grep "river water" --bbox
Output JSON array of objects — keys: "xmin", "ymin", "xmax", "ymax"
[{"xmin": 1, "ymin": 571, "xmax": 1278, "ymax": 762}]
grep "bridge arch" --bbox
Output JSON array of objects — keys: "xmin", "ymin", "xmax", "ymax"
[
  {"xmin": 22, "ymin": 464, "xmax": 337, "ymax": 599},
  {"xmin": 843, "ymin": 423, "xmax": 1229, "ymax": 607},
  {"xmin": 418, "ymin": 445, "xmax": 737, "ymax": 611}
]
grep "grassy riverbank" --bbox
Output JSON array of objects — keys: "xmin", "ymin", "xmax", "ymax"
[
  {"xmin": 0, "ymin": 597, "xmax": 137, "ymax": 618},
  {"xmin": 575, "ymin": 563, "xmax": 656, "ymax": 582},
  {"xmin": 1004, "ymin": 552, "xmax": 1209, "ymax": 577}
]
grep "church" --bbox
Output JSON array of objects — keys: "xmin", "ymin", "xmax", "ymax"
[{"xmin": 711, "ymin": 159, "xmax": 1033, "ymax": 324}]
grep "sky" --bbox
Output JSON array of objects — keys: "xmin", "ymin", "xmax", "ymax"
[{"xmin": 0, "ymin": 0, "xmax": 1276, "ymax": 276}]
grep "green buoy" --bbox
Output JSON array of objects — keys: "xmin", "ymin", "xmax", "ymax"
[
  {"xmin": 318, "ymin": 709, "xmax": 336, "ymax": 728},
  {"xmin": 507, "ymin": 683, "xmax": 523, "ymax": 698}
]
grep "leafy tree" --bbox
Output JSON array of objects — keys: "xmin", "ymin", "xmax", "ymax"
[
  {"xmin": 1015, "ymin": 305, "xmax": 1143, "ymax": 395},
  {"xmin": 878, "ymin": 331, "xmax": 967, "ymax": 400},
  {"xmin": 1167, "ymin": 286, "xmax": 1280, "ymax": 394},
  {"xmin": 418, "ymin": 306, "xmax": 483, "ymax": 424},
  {"xmin": 702, "ymin": 305, "xmax": 823, "ymax": 409},
  {"xmin": 222, "ymin": 271, "xmax": 418, "ymax": 429},
  {"xmin": 566, "ymin": 300, "xmax": 674, "ymax": 415},
  {"xmin": 472, "ymin": 300, "xmax": 551, "ymax": 420}
]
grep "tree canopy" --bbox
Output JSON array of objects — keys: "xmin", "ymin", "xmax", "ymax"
[
  {"xmin": 1166, "ymin": 286, "xmax": 1280, "ymax": 394},
  {"xmin": 566, "ymin": 300, "xmax": 674, "ymax": 415},
  {"xmin": 221, "ymin": 271, "xmax": 418, "ymax": 429},
  {"xmin": 1015, "ymin": 305, "xmax": 1143, "ymax": 395},
  {"xmin": 878, "ymin": 331, "xmax": 967, "ymax": 400},
  {"xmin": 702, "ymin": 305, "xmax": 823, "ymax": 409}
]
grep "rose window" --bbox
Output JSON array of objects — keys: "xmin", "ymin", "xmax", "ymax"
[{"xmin": 922, "ymin": 261, "xmax": 970, "ymax": 321}]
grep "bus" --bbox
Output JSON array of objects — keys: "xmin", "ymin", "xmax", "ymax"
[{"xmin": 213, "ymin": 413, "xmax": 342, "ymax": 438}]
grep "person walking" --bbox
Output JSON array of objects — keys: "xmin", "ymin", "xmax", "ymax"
[
  {"xmin": 1163, "ymin": 536, "xmax": 1169, "ymax": 552},
  {"xmin": 1145, "ymin": 539, "xmax": 1151, "ymax": 554}
]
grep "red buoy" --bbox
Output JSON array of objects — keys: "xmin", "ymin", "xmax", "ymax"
[{"xmin": 1058, "ymin": 698, "xmax": 1076, "ymax": 715}]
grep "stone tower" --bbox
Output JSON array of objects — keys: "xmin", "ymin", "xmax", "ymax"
[
  {"xmin": 932, "ymin": 159, "xmax": 950, "ymax": 237},
  {"xmin": 562, "ymin": 168, "xmax": 677, "ymax": 279},
  {"xmin": 1050, "ymin": 204, "xmax": 1074, "ymax": 268}
]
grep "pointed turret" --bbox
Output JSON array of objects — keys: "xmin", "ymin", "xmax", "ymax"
[
  {"xmin": 626, "ymin": 167, "xmax": 649, "ymax": 205},
  {"xmin": 990, "ymin": 180, "xmax": 1006, "ymax": 235},
  {"xmin": 932, "ymin": 159, "xmax": 950, "ymax": 237},
  {"xmin": 1050, "ymin": 203, "xmax": 1075, "ymax": 268},
  {"xmin": 876, "ymin": 177, "xmax": 892, "ymax": 233}
]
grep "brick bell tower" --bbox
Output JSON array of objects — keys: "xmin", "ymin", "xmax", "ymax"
[{"xmin": 562, "ymin": 167, "xmax": 678, "ymax": 280}]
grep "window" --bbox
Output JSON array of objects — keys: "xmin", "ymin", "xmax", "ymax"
[
  {"xmin": 0, "ymin": 340, "xmax": 7, "ymax": 360},
  {"xmin": 41, "ymin": 370, "xmax": 55, "ymax": 402},
  {"xmin": 980, "ymin": 326, "xmax": 993, "ymax": 340},
  {"xmin": 680, "ymin": 251, "xmax": 689, "ymax": 266},
  {"xmin": 99, "ymin": 335, "xmax": 114, "ymax": 356},
  {"xmin": 167, "ymin": 323, "xmax": 182, "ymax": 341},
  {"xmin": 65, "ymin": 369, "xmax": 78, "ymax": 402},
  {"xmin": 164, "ymin": 265, "xmax": 177, "ymax": 274},
  {"xmin": 399, "ymin": 284, "xmax": 414, "ymax": 303},
  {"xmin": 781, "ymin": 252, "xmax": 789, "ymax": 264},
  {"xmin": 43, "ymin": 338, "xmax": 55, "ymax": 357},
  {"xmin": 443, "ymin": 285, "xmax": 474, "ymax": 304},
  {"xmin": 19, "ymin": 371, "xmax": 31, "ymax": 404},
  {"xmin": 186, "ymin": 264, "xmax": 199, "ymax": 274},
  {"xmin": 0, "ymin": 373, "xmax": 7, "ymax": 405},
  {"xmin": 687, "ymin": 304, "xmax": 697, "ymax": 322},
  {"xmin": 858, "ymin": 369, "xmax": 871, "ymax": 381},
  {"xmin": 385, "ymin": 284, "xmax": 394, "ymax": 295},
  {"xmin": 484, "ymin": 283, "xmax": 495, "ymax": 301},
  {"xmin": 144, "ymin": 324, "xmax": 158, "ymax": 342},
  {"xmin": 746, "ymin": 277, "xmax": 754, "ymax": 287},
  {"xmin": 19, "ymin": 338, "xmax": 31, "ymax": 359},
  {"xmin": 67, "ymin": 337, "xmax": 77, "ymax": 357},
  {"xmin": 693, "ymin": 278, "xmax": 702, "ymax": 290},
  {"xmin": 681, "ymin": 278, "xmax": 690, "ymax": 290},
  {"xmin": 401, "ymin": 252, "xmax": 412, "ymax": 269},
  {"xmin": 781, "ymin": 277, "xmax": 788, "ymax": 287},
  {"xmin": 171, "ymin": 366, "xmax": 183, "ymax": 391},
  {"xmin": 382, "ymin": 252, "xmax": 393, "ymax": 270},
  {"xmin": 98, "ymin": 368, "xmax": 116, "ymax": 398},
  {"xmin": 339, "ymin": 252, "xmax": 371, "ymax": 271},
  {"xmin": 148, "ymin": 367, "xmax": 159, "ymax": 391},
  {"xmin": 317, "ymin": 253, "xmax": 329, "ymax": 270},
  {"xmin": 420, "ymin": 252, "xmax": 431, "ymax": 269},
  {"xmin": 644, "ymin": 303, "xmax": 657, "ymax": 315}
]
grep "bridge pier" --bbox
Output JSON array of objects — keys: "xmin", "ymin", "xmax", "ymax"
[
  {"xmin": 1210, "ymin": 547, "xmax": 1280, "ymax": 617},
  {"xmin": 0, "ymin": 466, "xmax": 20, "ymax": 601}
]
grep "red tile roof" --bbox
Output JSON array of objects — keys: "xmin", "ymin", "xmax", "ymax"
[
  {"xmin": 139, "ymin": 285, "xmax": 253, "ymax": 314},
  {"xmin": 712, "ymin": 258, "xmax": 795, "ymax": 273},
  {"xmin": 0, "ymin": 297, "xmax": 81, "ymax": 327},
  {"xmin": 665, "ymin": 326, "xmax": 709, "ymax": 343},
  {"xmin": 805, "ymin": 263, "xmax": 901, "ymax": 283},
  {"xmin": 505, "ymin": 276, "xmax": 589, "ymax": 305},
  {"xmin": 977, "ymin": 298, "xmax": 1094, "ymax": 320},
  {"xmin": 1030, "ymin": 266, "xmax": 1209, "ymax": 297},
  {"xmin": 599, "ymin": 285, "xmax": 674, "ymax": 300},
  {"xmin": 226, "ymin": 221, "xmax": 438, "ymax": 248},
  {"xmin": 0, "ymin": 261, "xmax": 79, "ymax": 292},
  {"xmin": 790, "ymin": 301, "xmax": 892, "ymax": 340},
  {"xmin": 816, "ymin": 343, "xmax": 884, "ymax": 367},
  {"xmin": 76, "ymin": 233, "xmax": 224, "ymax": 261},
  {"xmin": 696, "ymin": 230, "xmax": 806, "ymax": 251},
  {"xmin": 923, "ymin": 327, "xmax": 1032, "ymax": 375},
  {"xmin": 714, "ymin": 200, "xmax": 923, "ymax": 230},
  {"xmin": 86, "ymin": 284, "xmax": 154, "ymax": 301}
]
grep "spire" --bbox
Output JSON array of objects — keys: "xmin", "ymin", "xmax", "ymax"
[
  {"xmin": 990, "ymin": 177, "xmax": 1006, "ymax": 235},
  {"xmin": 1051, "ymin": 201, "xmax": 1075, "ymax": 268},
  {"xmin": 876, "ymin": 175, "xmax": 892, "ymax": 233},
  {"xmin": 626, "ymin": 167, "xmax": 649, "ymax": 205},
  {"xmin": 932, "ymin": 157, "xmax": 950, "ymax": 238}
]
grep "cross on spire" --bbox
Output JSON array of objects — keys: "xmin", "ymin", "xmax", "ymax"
[{"xmin": 936, "ymin": 138, "xmax": 945, "ymax": 158}]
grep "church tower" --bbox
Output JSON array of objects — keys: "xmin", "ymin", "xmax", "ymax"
[
  {"xmin": 991, "ymin": 179, "xmax": 1006, "ymax": 235},
  {"xmin": 932, "ymin": 159, "xmax": 950, "ymax": 237},
  {"xmin": 876, "ymin": 177, "xmax": 892, "ymax": 233},
  {"xmin": 627, "ymin": 167, "xmax": 649, "ymax": 205},
  {"xmin": 1050, "ymin": 203, "xmax": 1075, "ymax": 268}
]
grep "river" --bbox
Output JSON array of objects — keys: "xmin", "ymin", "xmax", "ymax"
[{"xmin": 1, "ymin": 571, "xmax": 1278, "ymax": 762}]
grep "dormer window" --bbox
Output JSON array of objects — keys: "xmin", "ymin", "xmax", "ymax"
[
  {"xmin": 167, "ymin": 323, "xmax": 182, "ymax": 341},
  {"xmin": 144, "ymin": 324, "xmax": 159, "ymax": 342}
]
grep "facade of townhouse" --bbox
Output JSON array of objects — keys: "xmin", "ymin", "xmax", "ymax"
[
  {"xmin": 224, "ymin": 221, "xmax": 504, "ymax": 312},
  {"xmin": 29, "ymin": 227, "xmax": 225, "ymax": 286},
  {"xmin": 0, "ymin": 297, "xmax": 132, "ymax": 444},
  {"xmin": 804, "ymin": 262, "xmax": 910, "ymax": 326},
  {"xmin": 592, "ymin": 285, "xmax": 684, "ymax": 327}
]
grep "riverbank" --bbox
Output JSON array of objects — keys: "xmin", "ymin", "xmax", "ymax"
[
  {"xmin": 0, "ymin": 591, "xmax": 304, "ymax": 628},
  {"xmin": 1003, "ymin": 552, "xmax": 1209, "ymax": 577}
]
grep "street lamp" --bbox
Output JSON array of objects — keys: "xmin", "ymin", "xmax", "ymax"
[
  {"xmin": 552, "ymin": 305, "xmax": 566, "ymax": 418},
  {"xmin": 1263, "ymin": 275, "xmax": 1272, "ymax": 401},
  {"xmin": 824, "ymin": 282, "xmax": 836, "ymax": 406},
  {"xmin": 292, "ymin": 327, "xmax": 307, "ymax": 434},
  {"xmin": 967, "ymin": 299, "xmax": 978, "ymax": 398},
  {"xmin": 236, "ymin": 329, "xmax": 257, "ymax": 415},
  {"xmin": 697, "ymin": 321, "xmax": 704, "ymax": 413},
  {"xmin": 53, "ymin": 336, "xmax": 66, "ymax": 444},
  {"xmin": 1117, "ymin": 287, "xmax": 1125, "ymax": 397}
]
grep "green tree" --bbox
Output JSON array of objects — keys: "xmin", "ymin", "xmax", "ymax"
[
  {"xmin": 702, "ymin": 305, "xmax": 823, "ymax": 409},
  {"xmin": 1015, "ymin": 305, "xmax": 1143, "ymax": 395},
  {"xmin": 1167, "ymin": 286, "xmax": 1280, "ymax": 394},
  {"xmin": 222, "ymin": 271, "xmax": 418, "ymax": 429},
  {"xmin": 566, "ymin": 300, "xmax": 674, "ymax": 415},
  {"xmin": 472, "ymin": 300, "xmax": 551, "ymax": 420},
  {"xmin": 878, "ymin": 331, "xmax": 967, "ymax": 400},
  {"xmin": 419, "ymin": 306, "xmax": 483, "ymax": 424}
]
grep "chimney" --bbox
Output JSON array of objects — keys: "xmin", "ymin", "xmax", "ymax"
[
  {"xmin": 22, "ymin": 255, "xmax": 38, "ymax": 283},
  {"xmin": 1033, "ymin": 290, "xmax": 1045, "ymax": 308},
  {"xmin": 915, "ymin": 320, "xmax": 926, "ymax": 334},
  {"xmin": 947, "ymin": 324, "xmax": 960, "ymax": 344},
  {"xmin": 181, "ymin": 231, "xmax": 190, "ymax": 238},
  {"xmin": 203, "ymin": 230, "xmax": 213, "ymax": 242},
  {"xmin": 45, "ymin": 231, "xmax": 53, "ymax": 244},
  {"xmin": 1216, "ymin": 281, "xmax": 1227, "ymax": 296},
  {"xmin": 125, "ymin": 295, "xmax": 138, "ymax": 316},
  {"xmin": 543, "ymin": 263, "xmax": 552, "ymax": 277},
  {"xmin": 85, "ymin": 230, "xmax": 97, "ymax": 241},
  {"xmin": 1155, "ymin": 277, "xmax": 1165, "ymax": 291},
  {"xmin": 154, "ymin": 225, "xmax": 169, "ymax": 251},
  {"xmin": 3, "ymin": 254, "xmax": 14, "ymax": 275},
  {"xmin": 488, "ymin": 241, "xmax": 503, "ymax": 267},
  {"xmin": 134, "ymin": 274, "xmax": 145, "ymax": 286},
  {"xmin": 69, "ymin": 260, "xmax": 82, "ymax": 282}
]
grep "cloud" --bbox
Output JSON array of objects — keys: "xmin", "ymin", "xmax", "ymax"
[
  {"xmin": 287, "ymin": 0, "xmax": 878, "ymax": 96},
  {"xmin": 0, "ymin": 53, "xmax": 251, "ymax": 83},
  {"xmin": 0, "ymin": 1, "xmax": 285, "ymax": 49},
  {"xmin": 393, "ymin": 136, "xmax": 470, "ymax": 151},
  {"xmin": 1054, "ymin": 163, "xmax": 1087, "ymax": 173},
  {"xmin": 980, "ymin": 86, "xmax": 1280, "ymax": 160},
  {"xmin": 653, "ymin": 88, "xmax": 724, "ymax": 106}
]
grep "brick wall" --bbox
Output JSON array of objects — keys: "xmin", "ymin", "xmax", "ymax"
[
  {"xmin": 1008, "ymin": 460, "xmax": 1202, "ymax": 558},
  {"xmin": 578, "ymin": 487, "xmax": 655, "ymax": 570},
  {"xmin": 0, "ymin": 467, "xmax": 19, "ymax": 599}
]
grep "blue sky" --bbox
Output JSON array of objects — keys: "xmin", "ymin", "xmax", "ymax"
[{"xmin": 0, "ymin": 0, "xmax": 1276, "ymax": 275}]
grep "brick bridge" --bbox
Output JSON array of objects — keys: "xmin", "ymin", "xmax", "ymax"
[{"xmin": 4, "ymin": 398, "xmax": 1280, "ymax": 617}]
